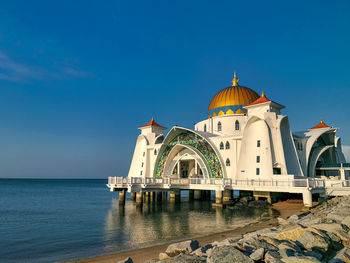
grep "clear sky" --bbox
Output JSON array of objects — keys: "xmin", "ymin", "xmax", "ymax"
[{"xmin": 0, "ymin": 0, "xmax": 349, "ymax": 178}]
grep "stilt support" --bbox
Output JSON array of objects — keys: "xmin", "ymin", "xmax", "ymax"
[
  {"xmin": 136, "ymin": 192, "xmax": 143, "ymax": 206},
  {"xmin": 189, "ymin": 190, "xmax": 194, "ymax": 201},
  {"xmin": 131, "ymin": 192, "xmax": 136, "ymax": 201},
  {"xmin": 223, "ymin": 189, "xmax": 233, "ymax": 204},
  {"xmin": 119, "ymin": 189, "xmax": 126, "ymax": 205},
  {"xmin": 170, "ymin": 190, "xmax": 180, "ymax": 203},
  {"xmin": 303, "ymin": 190, "xmax": 313, "ymax": 208},
  {"xmin": 194, "ymin": 190, "xmax": 202, "ymax": 200}
]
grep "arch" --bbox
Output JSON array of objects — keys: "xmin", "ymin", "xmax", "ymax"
[
  {"xmin": 220, "ymin": 142, "xmax": 224, "ymax": 150},
  {"xmin": 308, "ymin": 145, "xmax": 333, "ymax": 177},
  {"xmin": 226, "ymin": 109, "xmax": 234, "ymax": 115},
  {"xmin": 218, "ymin": 111, "xmax": 225, "ymax": 116},
  {"xmin": 155, "ymin": 135, "xmax": 164, "ymax": 144},
  {"xmin": 154, "ymin": 149, "xmax": 157, "ymax": 155},
  {"xmin": 154, "ymin": 127, "xmax": 224, "ymax": 178},
  {"xmin": 226, "ymin": 158, "xmax": 231, "ymax": 166},
  {"xmin": 236, "ymin": 108, "xmax": 244, "ymax": 114},
  {"xmin": 163, "ymin": 144, "xmax": 210, "ymax": 178},
  {"xmin": 225, "ymin": 141, "xmax": 230, "ymax": 150},
  {"xmin": 235, "ymin": 120, "xmax": 240, "ymax": 130},
  {"xmin": 204, "ymin": 124, "xmax": 207, "ymax": 132},
  {"xmin": 212, "ymin": 112, "xmax": 217, "ymax": 117},
  {"xmin": 217, "ymin": 121, "xmax": 222, "ymax": 131}
]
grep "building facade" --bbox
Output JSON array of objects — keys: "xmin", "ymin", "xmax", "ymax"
[{"xmin": 128, "ymin": 74, "xmax": 347, "ymax": 182}]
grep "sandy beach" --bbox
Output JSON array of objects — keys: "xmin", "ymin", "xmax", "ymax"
[{"xmin": 65, "ymin": 200, "xmax": 307, "ymax": 263}]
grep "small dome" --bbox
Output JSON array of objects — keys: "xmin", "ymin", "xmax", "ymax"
[{"xmin": 208, "ymin": 73, "xmax": 259, "ymax": 116}]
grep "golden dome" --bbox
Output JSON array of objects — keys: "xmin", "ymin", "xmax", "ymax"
[{"xmin": 208, "ymin": 73, "xmax": 259, "ymax": 114}]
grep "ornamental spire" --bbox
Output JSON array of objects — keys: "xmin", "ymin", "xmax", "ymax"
[{"xmin": 232, "ymin": 72, "xmax": 239, "ymax": 86}]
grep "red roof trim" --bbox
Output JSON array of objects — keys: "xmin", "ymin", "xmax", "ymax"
[
  {"xmin": 309, "ymin": 120, "xmax": 330, "ymax": 130},
  {"xmin": 138, "ymin": 118, "xmax": 166, "ymax": 129},
  {"xmin": 246, "ymin": 93, "xmax": 271, "ymax": 106}
]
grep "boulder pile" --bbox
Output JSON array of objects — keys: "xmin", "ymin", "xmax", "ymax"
[{"xmin": 137, "ymin": 196, "xmax": 350, "ymax": 262}]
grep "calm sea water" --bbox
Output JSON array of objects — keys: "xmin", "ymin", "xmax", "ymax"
[{"xmin": 0, "ymin": 179, "xmax": 277, "ymax": 263}]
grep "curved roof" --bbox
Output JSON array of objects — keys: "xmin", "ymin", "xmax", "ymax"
[{"xmin": 208, "ymin": 73, "xmax": 259, "ymax": 112}]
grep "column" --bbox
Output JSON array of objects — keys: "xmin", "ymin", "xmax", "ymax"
[
  {"xmin": 215, "ymin": 190, "xmax": 223, "ymax": 204},
  {"xmin": 223, "ymin": 189, "xmax": 232, "ymax": 204},
  {"xmin": 170, "ymin": 190, "xmax": 180, "ymax": 203},
  {"xmin": 119, "ymin": 189, "xmax": 126, "ymax": 205},
  {"xmin": 131, "ymin": 192, "xmax": 136, "ymax": 201},
  {"xmin": 189, "ymin": 190, "xmax": 194, "ymax": 201},
  {"xmin": 194, "ymin": 190, "xmax": 202, "ymax": 200},
  {"xmin": 136, "ymin": 192, "xmax": 143, "ymax": 206},
  {"xmin": 302, "ymin": 190, "xmax": 312, "ymax": 207},
  {"xmin": 156, "ymin": 191, "xmax": 162, "ymax": 202}
]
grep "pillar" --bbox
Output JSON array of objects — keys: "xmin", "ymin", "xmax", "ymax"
[
  {"xmin": 156, "ymin": 191, "xmax": 162, "ymax": 202},
  {"xmin": 119, "ymin": 189, "xmax": 126, "ymax": 205},
  {"xmin": 215, "ymin": 190, "xmax": 223, "ymax": 204},
  {"xmin": 131, "ymin": 192, "xmax": 136, "ymax": 201},
  {"xmin": 223, "ymin": 189, "xmax": 232, "ymax": 204},
  {"xmin": 194, "ymin": 190, "xmax": 202, "ymax": 200},
  {"xmin": 150, "ymin": 192, "xmax": 154, "ymax": 202},
  {"xmin": 189, "ymin": 190, "xmax": 194, "ymax": 201},
  {"xmin": 136, "ymin": 192, "xmax": 143, "ymax": 206},
  {"xmin": 303, "ymin": 190, "xmax": 313, "ymax": 208},
  {"xmin": 170, "ymin": 190, "xmax": 180, "ymax": 203},
  {"xmin": 340, "ymin": 168, "xmax": 346, "ymax": 180},
  {"xmin": 163, "ymin": 191, "xmax": 168, "ymax": 200}
]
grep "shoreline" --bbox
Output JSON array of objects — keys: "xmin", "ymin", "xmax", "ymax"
[{"xmin": 65, "ymin": 200, "xmax": 306, "ymax": 263}]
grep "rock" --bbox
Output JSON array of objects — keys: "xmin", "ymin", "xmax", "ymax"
[
  {"xmin": 329, "ymin": 247, "xmax": 350, "ymax": 263},
  {"xmin": 313, "ymin": 223, "xmax": 350, "ymax": 246},
  {"xmin": 296, "ymin": 230, "xmax": 330, "ymax": 253},
  {"xmin": 207, "ymin": 245, "xmax": 254, "ymax": 263},
  {"xmin": 142, "ymin": 260, "xmax": 157, "ymax": 263},
  {"xmin": 341, "ymin": 216, "xmax": 350, "ymax": 229},
  {"xmin": 249, "ymin": 247, "xmax": 264, "ymax": 261},
  {"xmin": 280, "ymin": 255, "xmax": 321, "ymax": 263},
  {"xmin": 287, "ymin": 214, "xmax": 299, "ymax": 224},
  {"xmin": 278, "ymin": 217, "xmax": 288, "ymax": 225},
  {"xmin": 264, "ymin": 250, "xmax": 283, "ymax": 263},
  {"xmin": 278, "ymin": 240, "xmax": 301, "ymax": 253},
  {"xmin": 276, "ymin": 225, "xmax": 307, "ymax": 241},
  {"xmin": 117, "ymin": 257, "xmax": 133, "ymax": 263},
  {"xmin": 159, "ymin": 253, "xmax": 206, "ymax": 263},
  {"xmin": 259, "ymin": 236, "xmax": 282, "ymax": 247},
  {"xmin": 211, "ymin": 236, "xmax": 241, "ymax": 246},
  {"xmin": 165, "ymin": 240, "xmax": 200, "ymax": 257},
  {"xmin": 192, "ymin": 244, "xmax": 213, "ymax": 257},
  {"xmin": 159, "ymin": 252, "xmax": 170, "ymax": 260},
  {"xmin": 244, "ymin": 237, "xmax": 278, "ymax": 251},
  {"xmin": 303, "ymin": 251, "xmax": 323, "ymax": 261}
]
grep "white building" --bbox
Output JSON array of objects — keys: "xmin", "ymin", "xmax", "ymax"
[{"xmin": 128, "ymin": 74, "xmax": 347, "ymax": 183}]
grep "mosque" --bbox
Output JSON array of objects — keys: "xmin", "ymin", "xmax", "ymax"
[
  {"xmin": 128, "ymin": 73, "xmax": 347, "ymax": 182},
  {"xmin": 108, "ymin": 74, "xmax": 349, "ymax": 207}
]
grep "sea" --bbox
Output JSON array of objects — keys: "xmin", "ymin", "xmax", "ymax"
[{"xmin": 0, "ymin": 179, "xmax": 278, "ymax": 263}]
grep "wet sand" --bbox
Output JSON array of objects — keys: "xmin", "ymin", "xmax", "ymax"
[{"xmin": 65, "ymin": 200, "xmax": 307, "ymax": 263}]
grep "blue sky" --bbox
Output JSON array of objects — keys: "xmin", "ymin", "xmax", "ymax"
[{"xmin": 0, "ymin": 0, "xmax": 349, "ymax": 178}]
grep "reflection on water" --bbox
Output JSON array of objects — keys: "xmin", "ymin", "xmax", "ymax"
[{"xmin": 103, "ymin": 193, "xmax": 278, "ymax": 254}]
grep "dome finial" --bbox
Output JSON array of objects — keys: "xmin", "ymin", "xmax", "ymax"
[
  {"xmin": 261, "ymin": 90, "xmax": 265, "ymax": 97},
  {"xmin": 232, "ymin": 72, "xmax": 239, "ymax": 86},
  {"xmin": 151, "ymin": 116, "xmax": 154, "ymax": 121},
  {"xmin": 320, "ymin": 119, "xmax": 323, "ymax": 123}
]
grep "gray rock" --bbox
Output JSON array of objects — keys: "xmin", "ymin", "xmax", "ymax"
[
  {"xmin": 280, "ymin": 255, "xmax": 321, "ymax": 263},
  {"xmin": 329, "ymin": 247, "xmax": 350, "ymax": 263},
  {"xmin": 207, "ymin": 245, "xmax": 254, "ymax": 263},
  {"xmin": 287, "ymin": 214, "xmax": 299, "ymax": 224},
  {"xmin": 296, "ymin": 230, "xmax": 330, "ymax": 253},
  {"xmin": 165, "ymin": 240, "xmax": 200, "ymax": 257},
  {"xmin": 249, "ymin": 247, "xmax": 264, "ymax": 261},
  {"xmin": 303, "ymin": 251, "xmax": 323, "ymax": 261},
  {"xmin": 264, "ymin": 250, "xmax": 283, "ymax": 263},
  {"xmin": 278, "ymin": 217, "xmax": 288, "ymax": 225},
  {"xmin": 158, "ymin": 253, "xmax": 206, "ymax": 263},
  {"xmin": 192, "ymin": 244, "xmax": 213, "ymax": 257},
  {"xmin": 117, "ymin": 257, "xmax": 133, "ymax": 263},
  {"xmin": 278, "ymin": 240, "xmax": 301, "ymax": 253}
]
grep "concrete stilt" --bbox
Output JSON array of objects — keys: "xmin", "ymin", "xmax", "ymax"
[
  {"xmin": 136, "ymin": 192, "xmax": 143, "ymax": 206},
  {"xmin": 131, "ymin": 192, "xmax": 136, "ymax": 201},
  {"xmin": 156, "ymin": 192, "xmax": 162, "ymax": 202},
  {"xmin": 189, "ymin": 190, "xmax": 194, "ymax": 201},
  {"xmin": 170, "ymin": 190, "xmax": 180, "ymax": 203},
  {"xmin": 215, "ymin": 190, "xmax": 223, "ymax": 204},
  {"xmin": 303, "ymin": 190, "xmax": 313, "ymax": 207},
  {"xmin": 194, "ymin": 190, "xmax": 202, "ymax": 200},
  {"xmin": 223, "ymin": 189, "xmax": 232, "ymax": 204},
  {"xmin": 163, "ymin": 191, "xmax": 168, "ymax": 201},
  {"xmin": 253, "ymin": 191, "xmax": 272, "ymax": 204},
  {"xmin": 119, "ymin": 189, "xmax": 126, "ymax": 205},
  {"xmin": 150, "ymin": 192, "xmax": 154, "ymax": 202}
]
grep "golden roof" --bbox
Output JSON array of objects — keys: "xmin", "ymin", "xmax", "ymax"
[{"xmin": 208, "ymin": 73, "xmax": 259, "ymax": 111}]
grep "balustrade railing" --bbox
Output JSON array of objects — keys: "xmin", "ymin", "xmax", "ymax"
[{"xmin": 108, "ymin": 176, "xmax": 330, "ymax": 189}]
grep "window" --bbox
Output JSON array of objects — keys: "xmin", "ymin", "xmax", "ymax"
[
  {"xmin": 220, "ymin": 142, "xmax": 224, "ymax": 150},
  {"xmin": 154, "ymin": 149, "xmax": 157, "ymax": 155},
  {"xmin": 226, "ymin": 158, "xmax": 231, "ymax": 166},
  {"xmin": 218, "ymin": 122, "xmax": 222, "ymax": 131},
  {"xmin": 235, "ymin": 120, "xmax": 240, "ymax": 130},
  {"xmin": 257, "ymin": 140, "xmax": 261, "ymax": 147},
  {"xmin": 143, "ymin": 152, "xmax": 145, "ymax": 157},
  {"xmin": 273, "ymin": 168, "xmax": 281, "ymax": 174},
  {"xmin": 204, "ymin": 124, "xmax": 207, "ymax": 132},
  {"xmin": 225, "ymin": 141, "xmax": 230, "ymax": 150},
  {"xmin": 256, "ymin": 168, "xmax": 260, "ymax": 175},
  {"xmin": 256, "ymin": 156, "xmax": 260, "ymax": 163},
  {"xmin": 141, "ymin": 162, "xmax": 144, "ymax": 167},
  {"xmin": 140, "ymin": 170, "xmax": 143, "ymax": 175}
]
